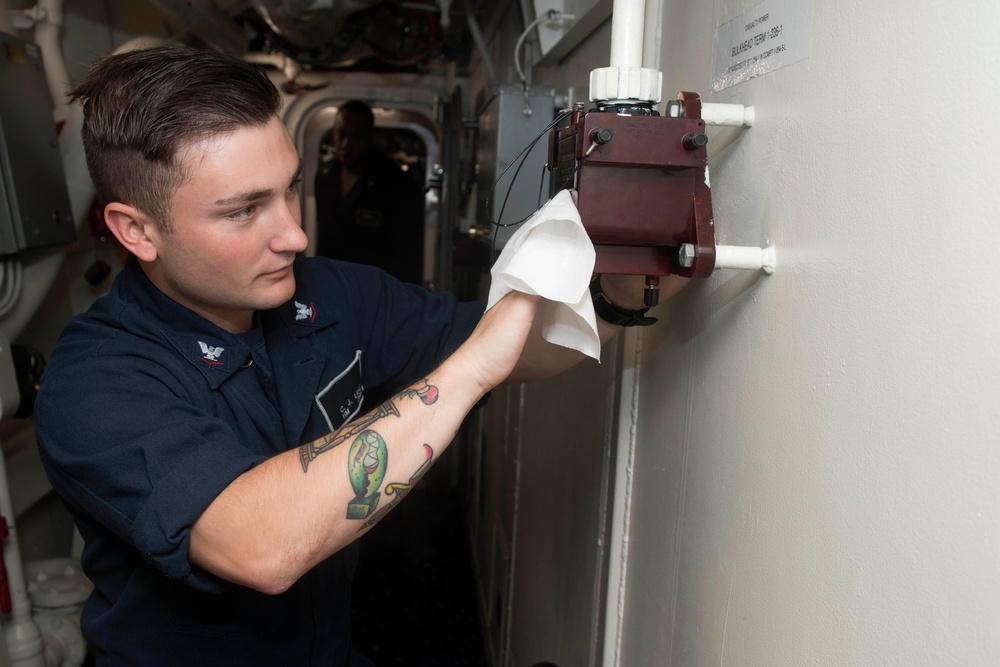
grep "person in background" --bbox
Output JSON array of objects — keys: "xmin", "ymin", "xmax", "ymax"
[
  {"xmin": 33, "ymin": 43, "xmax": 675, "ymax": 665},
  {"xmin": 314, "ymin": 99, "xmax": 425, "ymax": 285}
]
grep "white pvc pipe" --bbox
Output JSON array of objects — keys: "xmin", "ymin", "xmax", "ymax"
[
  {"xmin": 701, "ymin": 102, "xmax": 755, "ymax": 127},
  {"xmin": 0, "ymin": 461, "xmax": 43, "ymax": 663},
  {"xmin": 243, "ymin": 51, "xmax": 301, "ymax": 82},
  {"xmin": 609, "ymin": 0, "xmax": 645, "ymax": 68},
  {"xmin": 34, "ymin": 0, "xmax": 71, "ymax": 124},
  {"xmin": 715, "ymin": 243, "xmax": 777, "ymax": 274},
  {"xmin": 0, "ymin": 337, "xmax": 42, "ymax": 667}
]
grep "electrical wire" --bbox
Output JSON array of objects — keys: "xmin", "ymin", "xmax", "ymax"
[
  {"xmin": 0, "ymin": 259, "xmax": 23, "ymax": 318},
  {"xmin": 0, "ymin": 261, "xmax": 7, "ymax": 314},
  {"xmin": 514, "ymin": 10, "xmax": 574, "ymax": 87},
  {"xmin": 485, "ymin": 108, "xmax": 569, "ymax": 227},
  {"xmin": 485, "ymin": 109, "xmax": 572, "ymax": 259},
  {"xmin": 537, "ymin": 161, "xmax": 549, "ymax": 209}
]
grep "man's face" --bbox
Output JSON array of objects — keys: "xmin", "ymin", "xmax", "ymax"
[
  {"xmin": 331, "ymin": 109, "xmax": 373, "ymax": 169},
  {"xmin": 142, "ymin": 116, "xmax": 307, "ymax": 333}
]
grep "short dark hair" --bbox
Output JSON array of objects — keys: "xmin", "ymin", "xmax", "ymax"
[
  {"xmin": 69, "ymin": 43, "xmax": 282, "ymax": 232},
  {"xmin": 337, "ymin": 100, "xmax": 375, "ymax": 130}
]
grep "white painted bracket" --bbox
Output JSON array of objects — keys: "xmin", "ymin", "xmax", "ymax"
[
  {"xmin": 701, "ymin": 103, "xmax": 755, "ymax": 127},
  {"xmin": 714, "ymin": 242, "xmax": 776, "ymax": 274},
  {"xmin": 679, "ymin": 242, "xmax": 776, "ymax": 274}
]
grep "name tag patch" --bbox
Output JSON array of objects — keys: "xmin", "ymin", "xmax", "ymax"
[{"xmin": 316, "ymin": 350, "xmax": 364, "ymax": 430}]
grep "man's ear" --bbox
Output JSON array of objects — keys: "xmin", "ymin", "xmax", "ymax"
[{"xmin": 103, "ymin": 203, "xmax": 161, "ymax": 262}]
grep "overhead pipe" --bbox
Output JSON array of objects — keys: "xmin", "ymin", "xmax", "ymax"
[{"xmin": 243, "ymin": 51, "xmax": 302, "ymax": 83}]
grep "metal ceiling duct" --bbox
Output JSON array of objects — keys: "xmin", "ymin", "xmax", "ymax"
[
  {"xmin": 145, "ymin": 0, "xmax": 248, "ymax": 55},
  {"xmin": 250, "ymin": 0, "xmax": 381, "ymax": 49}
]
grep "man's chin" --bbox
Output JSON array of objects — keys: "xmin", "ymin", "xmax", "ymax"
[{"xmin": 257, "ymin": 276, "xmax": 297, "ymax": 310}]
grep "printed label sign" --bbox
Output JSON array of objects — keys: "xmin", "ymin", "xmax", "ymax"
[{"xmin": 711, "ymin": 0, "xmax": 813, "ymax": 92}]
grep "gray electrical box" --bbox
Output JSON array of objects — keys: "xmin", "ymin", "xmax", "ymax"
[
  {"xmin": 0, "ymin": 32, "xmax": 76, "ymax": 255},
  {"xmin": 476, "ymin": 85, "xmax": 556, "ymax": 249}
]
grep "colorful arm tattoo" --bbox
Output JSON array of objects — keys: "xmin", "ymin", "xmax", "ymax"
[
  {"xmin": 341, "ymin": 378, "xmax": 440, "ymax": 523},
  {"xmin": 360, "ymin": 444, "xmax": 434, "ymax": 529},
  {"xmin": 299, "ymin": 401, "xmax": 399, "ymax": 472}
]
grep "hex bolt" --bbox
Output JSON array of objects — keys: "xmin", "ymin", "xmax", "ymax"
[{"xmin": 678, "ymin": 243, "xmax": 696, "ymax": 268}]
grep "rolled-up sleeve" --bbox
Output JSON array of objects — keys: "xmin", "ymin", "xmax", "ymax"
[{"xmin": 35, "ymin": 346, "xmax": 266, "ymax": 592}]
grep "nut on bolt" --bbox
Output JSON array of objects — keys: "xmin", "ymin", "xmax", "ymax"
[
  {"xmin": 591, "ymin": 127, "xmax": 613, "ymax": 144},
  {"xmin": 678, "ymin": 243, "xmax": 696, "ymax": 268},
  {"xmin": 683, "ymin": 132, "xmax": 709, "ymax": 150}
]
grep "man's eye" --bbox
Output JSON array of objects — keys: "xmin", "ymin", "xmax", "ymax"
[
  {"xmin": 229, "ymin": 205, "xmax": 256, "ymax": 220},
  {"xmin": 287, "ymin": 178, "xmax": 303, "ymax": 194}
]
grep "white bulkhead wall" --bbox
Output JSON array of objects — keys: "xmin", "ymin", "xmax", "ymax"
[{"xmin": 523, "ymin": 0, "xmax": 1000, "ymax": 665}]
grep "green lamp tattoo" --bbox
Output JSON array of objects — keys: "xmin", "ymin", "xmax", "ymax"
[{"xmin": 346, "ymin": 430, "xmax": 387, "ymax": 519}]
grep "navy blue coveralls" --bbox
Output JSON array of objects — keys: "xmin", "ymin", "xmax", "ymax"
[
  {"xmin": 314, "ymin": 150, "xmax": 425, "ymax": 285},
  {"xmin": 34, "ymin": 255, "xmax": 483, "ymax": 665}
]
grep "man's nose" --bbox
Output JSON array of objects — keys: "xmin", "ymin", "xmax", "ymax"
[{"xmin": 273, "ymin": 202, "xmax": 308, "ymax": 253}]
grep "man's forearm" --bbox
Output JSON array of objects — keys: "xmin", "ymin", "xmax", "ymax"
[
  {"xmin": 189, "ymin": 290, "xmax": 540, "ymax": 594},
  {"xmin": 189, "ymin": 361, "xmax": 484, "ymax": 594}
]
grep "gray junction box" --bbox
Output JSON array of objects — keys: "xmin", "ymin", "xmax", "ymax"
[
  {"xmin": 476, "ymin": 85, "xmax": 557, "ymax": 250},
  {"xmin": 0, "ymin": 32, "xmax": 76, "ymax": 255}
]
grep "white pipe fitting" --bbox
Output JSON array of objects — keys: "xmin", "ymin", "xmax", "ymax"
[
  {"xmin": 33, "ymin": 614, "xmax": 85, "ymax": 667},
  {"xmin": 589, "ymin": 66, "xmax": 662, "ymax": 104},
  {"xmin": 714, "ymin": 242, "xmax": 776, "ymax": 274},
  {"xmin": 590, "ymin": 0, "xmax": 661, "ymax": 103},
  {"xmin": 701, "ymin": 103, "xmax": 755, "ymax": 127},
  {"xmin": 243, "ymin": 51, "xmax": 301, "ymax": 83},
  {"xmin": 436, "ymin": 0, "xmax": 451, "ymax": 29}
]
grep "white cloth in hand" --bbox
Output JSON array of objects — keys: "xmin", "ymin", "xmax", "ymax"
[{"xmin": 485, "ymin": 189, "xmax": 600, "ymax": 360}]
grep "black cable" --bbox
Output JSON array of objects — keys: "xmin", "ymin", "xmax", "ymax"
[
  {"xmin": 536, "ymin": 161, "xmax": 548, "ymax": 209},
  {"xmin": 485, "ymin": 110, "xmax": 571, "ymax": 260},
  {"xmin": 484, "ymin": 109, "xmax": 570, "ymax": 227}
]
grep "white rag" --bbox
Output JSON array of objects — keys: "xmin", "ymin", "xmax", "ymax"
[{"xmin": 485, "ymin": 189, "xmax": 600, "ymax": 360}]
